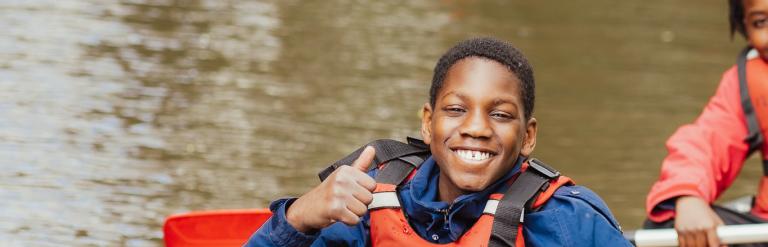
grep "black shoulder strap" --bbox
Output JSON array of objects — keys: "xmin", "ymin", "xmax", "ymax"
[
  {"xmin": 738, "ymin": 46, "xmax": 764, "ymax": 155},
  {"xmin": 318, "ymin": 137, "xmax": 429, "ymax": 184},
  {"xmin": 489, "ymin": 158, "xmax": 560, "ymax": 247},
  {"xmin": 374, "ymin": 155, "xmax": 426, "ymax": 185}
]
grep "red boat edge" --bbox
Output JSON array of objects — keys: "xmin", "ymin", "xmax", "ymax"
[{"xmin": 163, "ymin": 209, "xmax": 273, "ymax": 247}]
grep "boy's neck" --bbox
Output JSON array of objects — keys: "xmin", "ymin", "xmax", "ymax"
[{"xmin": 437, "ymin": 172, "xmax": 466, "ymax": 203}]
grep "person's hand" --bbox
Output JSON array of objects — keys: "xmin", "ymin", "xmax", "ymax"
[
  {"xmin": 674, "ymin": 196, "xmax": 725, "ymax": 247},
  {"xmin": 286, "ymin": 146, "xmax": 377, "ymax": 233}
]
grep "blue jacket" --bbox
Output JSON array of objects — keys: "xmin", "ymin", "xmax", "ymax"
[{"xmin": 246, "ymin": 156, "xmax": 632, "ymax": 246}]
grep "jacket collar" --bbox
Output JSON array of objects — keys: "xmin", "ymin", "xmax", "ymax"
[{"xmin": 400, "ymin": 156, "xmax": 524, "ymax": 241}]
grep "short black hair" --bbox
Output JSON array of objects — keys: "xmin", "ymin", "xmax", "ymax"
[
  {"xmin": 429, "ymin": 37, "xmax": 535, "ymax": 120},
  {"xmin": 729, "ymin": 0, "xmax": 747, "ymax": 39}
]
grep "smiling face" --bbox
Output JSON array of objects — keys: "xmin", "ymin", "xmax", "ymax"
[
  {"xmin": 744, "ymin": 0, "xmax": 768, "ymax": 60},
  {"xmin": 421, "ymin": 56, "xmax": 537, "ymax": 201}
]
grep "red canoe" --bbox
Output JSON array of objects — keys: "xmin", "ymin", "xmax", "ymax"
[{"xmin": 163, "ymin": 209, "xmax": 272, "ymax": 247}]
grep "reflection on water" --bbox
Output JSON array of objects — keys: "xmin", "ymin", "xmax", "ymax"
[{"xmin": 0, "ymin": 0, "xmax": 759, "ymax": 245}]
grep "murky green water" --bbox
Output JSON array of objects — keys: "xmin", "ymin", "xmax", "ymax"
[{"xmin": 0, "ymin": 0, "xmax": 762, "ymax": 245}]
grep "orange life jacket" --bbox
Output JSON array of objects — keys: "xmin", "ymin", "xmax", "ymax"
[
  {"xmin": 368, "ymin": 167, "xmax": 573, "ymax": 247},
  {"xmin": 320, "ymin": 138, "xmax": 574, "ymax": 247},
  {"xmin": 739, "ymin": 47, "xmax": 768, "ymax": 217}
]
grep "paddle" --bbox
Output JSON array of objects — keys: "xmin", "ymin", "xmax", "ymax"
[
  {"xmin": 163, "ymin": 209, "xmax": 273, "ymax": 247},
  {"xmin": 624, "ymin": 223, "xmax": 768, "ymax": 246}
]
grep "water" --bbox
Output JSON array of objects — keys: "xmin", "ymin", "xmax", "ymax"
[{"xmin": 0, "ymin": 0, "xmax": 761, "ymax": 245}]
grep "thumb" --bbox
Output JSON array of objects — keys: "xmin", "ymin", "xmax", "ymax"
[{"xmin": 351, "ymin": 146, "xmax": 376, "ymax": 172}]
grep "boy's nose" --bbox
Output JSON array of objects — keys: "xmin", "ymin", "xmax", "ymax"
[{"xmin": 458, "ymin": 111, "xmax": 492, "ymax": 138}]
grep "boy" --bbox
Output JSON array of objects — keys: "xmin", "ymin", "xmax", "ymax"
[
  {"xmin": 247, "ymin": 37, "xmax": 630, "ymax": 246},
  {"xmin": 645, "ymin": 0, "xmax": 768, "ymax": 246}
]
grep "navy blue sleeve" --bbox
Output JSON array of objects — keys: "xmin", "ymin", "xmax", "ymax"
[
  {"xmin": 243, "ymin": 198, "xmax": 372, "ymax": 247},
  {"xmin": 312, "ymin": 214, "xmax": 370, "ymax": 247},
  {"xmin": 522, "ymin": 185, "xmax": 633, "ymax": 247},
  {"xmin": 245, "ymin": 167, "xmax": 379, "ymax": 247},
  {"xmin": 244, "ymin": 198, "xmax": 318, "ymax": 247}
]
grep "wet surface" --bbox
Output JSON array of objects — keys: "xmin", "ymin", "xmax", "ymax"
[{"xmin": 0, "ymin": 0, "xmax": 762, "ymax": 245}]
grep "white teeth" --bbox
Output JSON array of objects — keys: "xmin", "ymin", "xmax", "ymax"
[{"xmin": 456, "ymin": 149, "xmax": 492, "ymax": 161}]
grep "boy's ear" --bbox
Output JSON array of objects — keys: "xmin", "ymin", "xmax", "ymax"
[
  {"xmin": 520, "ymin": 117, "xmax": 537, "ymax": 156},
  {"xmin": 420, "ymin": 103, "xmax": 433, "ymax": 145}
]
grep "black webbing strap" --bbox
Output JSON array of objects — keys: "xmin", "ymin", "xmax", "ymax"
[
  {"xmin": 738, "ymin": 46, "xmax": 764, "ymax": 155},
  {"xmin": 374, "ymin": 156, "xmax": 426, "ymax": 185},
  {"xmin": 489, "ymin": 158, "xmax": 560, "ymax": 247},
  {"xmin": 318, "ymin": 137, "xmax": 429, "ymax": 181},
  {"xmin": 763, "ymin": 160, "xmax": 768, "ymax": 177}
]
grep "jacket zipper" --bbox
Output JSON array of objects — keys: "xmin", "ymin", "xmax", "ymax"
[{"xmin": 441, "ymin": 204, "xmax": 454, "ymax": 224}]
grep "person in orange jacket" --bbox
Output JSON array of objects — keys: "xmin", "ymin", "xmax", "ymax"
[{"xmin": 645, "ymin": 1, "xmax": 768, "ymax": 246}]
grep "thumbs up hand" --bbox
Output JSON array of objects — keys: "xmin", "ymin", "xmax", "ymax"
[{"xmin": 286, "ymin": 146, "xmax": 377, "ymax": 233}]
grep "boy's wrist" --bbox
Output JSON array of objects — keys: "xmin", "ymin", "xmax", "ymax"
[
  {"xmin": 265, "ymin": 197, "xmax": 319, "ymax": 246},
  {"xmin": 285, "ymin": 196, "xmax": 318, "ymax": 233},
  {"xmin": 285, "ymin": 197, "xmax": 305, "ymax": 232},
  {"xmin": 674, "ymin": 195, "xmax": 710, "ymax": 212}
]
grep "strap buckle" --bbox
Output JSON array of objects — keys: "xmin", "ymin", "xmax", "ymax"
[{"xmin": 527, "ymin": 158, "xmax": 560, "ymax": 179}]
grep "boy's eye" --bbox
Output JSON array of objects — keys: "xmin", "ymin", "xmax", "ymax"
[
  {"xmin": 752, "ymin": 17, "xmax": 767, "ymax": 28},
  {"xmin": 443, "ymin": 106, "xmax": 466, "ymax": 115},
  {"xmin": 490, "ymin": 111, "xmax": 514, "ymax": 120}
]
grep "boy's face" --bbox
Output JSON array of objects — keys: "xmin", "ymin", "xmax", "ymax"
[
  {"xmin": 744, "ymin": 0, "xmax": 768, "ymax": 60},
  {"xmin": 421, "ymin": 57, "xmax": 537, "ymax": 193}
]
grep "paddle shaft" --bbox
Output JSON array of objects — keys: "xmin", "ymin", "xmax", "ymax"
[{"xmin": 624, "ymin": 223, "xmax": 768, "ymax": 246}]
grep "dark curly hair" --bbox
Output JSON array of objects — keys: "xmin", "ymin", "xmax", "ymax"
[
  {"xmin": 429, "ymin": 37, "xmax": 535, "ymax": 120},
  {"xmin": 730, "ymin": 0, "xmax": 747, "ymax": 39}
]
